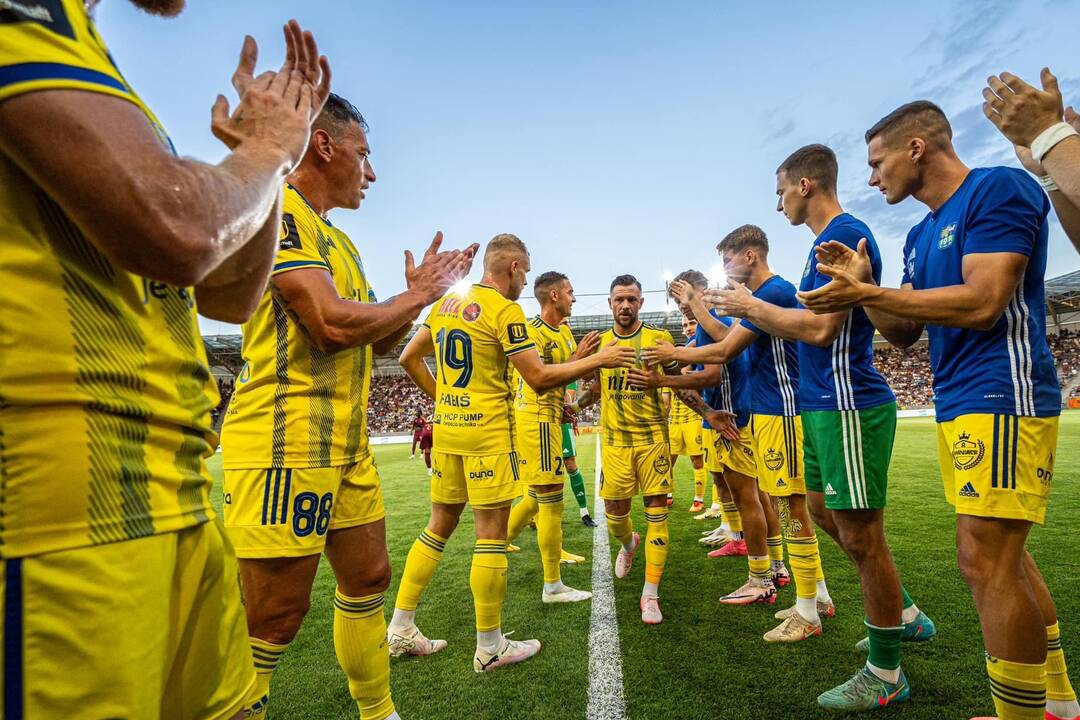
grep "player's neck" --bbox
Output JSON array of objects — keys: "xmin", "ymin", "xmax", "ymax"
[
  {"xmin": 539, "ymin": 305, "xmax": 565, "ymax": 328},
  {"xmin": 286, "ymin": 168, "xmax": 335, "ymax": 218},
  {"xmin": 805, "ymin": 197, "xmax": 844, "ymax": 237},
  {"xmin": 913, "ymin": 155, "xmax": 970, "ymax": 213},
  {"xmin": 614, "ymin": 319, "xmax": 642, "ymax": 336},
  {"xmin": 745, "ymin": 265, "xmax": 774, "ymax": 292},
  {"xmin": 480, "ymin": 272, "xmax": 511, "ymax": 299}
]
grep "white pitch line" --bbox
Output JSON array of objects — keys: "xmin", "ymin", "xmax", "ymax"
[{"xmin": 586, "ymin": 433, "xmax": 627, "ymax": 720}]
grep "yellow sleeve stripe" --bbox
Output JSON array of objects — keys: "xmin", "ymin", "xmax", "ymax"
[
  {"xmin": 505, "ymin": 343, "xmax": 536, "ymax": 356},
  {"xmin": 272, "ymin": 259, "xmax": 330, "ymax": 275}
]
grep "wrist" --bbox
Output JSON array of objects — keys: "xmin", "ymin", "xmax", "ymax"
[
  {"xmin": 232, "ymin": 140, "xmax": 293, "ymax": 176},
  {"xmin": 861, "ymin": 283, "xmax": 887, "ymax": 308},
  {"xmin": 1031, "ymin": 121, "xmax": 1079, "ymax": 164}
]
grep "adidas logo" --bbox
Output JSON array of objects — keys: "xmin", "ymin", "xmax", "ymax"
[
  {"xmin": 650, "ymin": 538, "xmax": 666, "ymax": 546},
  {"xmin": 824, "ymin": 483, "xmax": 837, "ymax": 496},
  {"xmin": 959, "ymin": 482, "xmax": 979, "ymax": 498},
  {"xmin": 776, "ymin": 479, "xmax": 787, "ymax": 488}
]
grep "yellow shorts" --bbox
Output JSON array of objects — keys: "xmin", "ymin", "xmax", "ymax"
[
  {"xmin": 223, "ymin": 453, "xmax": 385, "ymax": 559},
  {"xmin": 431, "ymin": 451, "xmax": 519, "ymax": 507},
  {"xmin": 937, "ymin": 414, "xmax": 1058, "ymax": 524},
  {"xmin": 702, "ymin": 428, "xmax": 726, "ymax": 473},
  {"xmin": 0, "ymin": 521, "xmax": 253, "ymax": 720},
  {"xmin": 515, "ymin": 420, "xmax": 566, "ymax": 490},
  {"xmin": 669, "ymin": 420, "xmax": 704, "ymax": 457},
  {"xmin": 751, "ymin": 414, "xmax": 805, "ymax": 496},
  {"xmin": 599, "ymin": 441, "xmax": 673, "ymax": 500},
  {"xmin": 720, "ymin": 424, "xmax": 757, "ymax": 478}
]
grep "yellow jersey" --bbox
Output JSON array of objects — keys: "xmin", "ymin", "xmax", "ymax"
[
  {"xmin": 221, "ymin": 184, "xmax": 376, "ymax": 470},
  {"xmin": 0, "ymin": 1, "xmax": 219, "ymax": 557},
  {"xmin": 669, "ymin": 388, "xmax": 697, "ymax": 424},
  {"xmin": 599, "ymin": 324, "xmax": 680, "ymax": 447},
  {"xmin": 514, "ymin": 317, "xmax": 577, "ymax": 423},
  {"xmin": 424, "ymin": 284, "xmax": 535, "ymax": 455}
]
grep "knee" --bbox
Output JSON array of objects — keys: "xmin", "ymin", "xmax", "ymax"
[
  {"xmin": 249, "ymin": 596, "xmax": 311, "ymax": 645},
  {"xmin": 956, "ymin": 535, "xmax": 1008, "ymax": 592}
]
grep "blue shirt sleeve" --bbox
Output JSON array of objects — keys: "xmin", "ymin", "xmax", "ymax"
[{"xmin": 963, "ymin": 168, "xmax": 1048, "ymax": 257}]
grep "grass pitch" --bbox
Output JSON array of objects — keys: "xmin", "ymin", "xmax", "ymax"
[{"xmin": 208, "ymin": 413, "xmax": 1080, "ymax": 719}]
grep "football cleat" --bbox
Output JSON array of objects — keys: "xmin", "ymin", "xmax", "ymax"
[
  {"xmin": 1046, "ymin": 712, "xmax": 1080, "ymax": 720},
  {"xmin": 666, "ymin": 494, "xmax": 674, "ymax": 507},
  {"xmin": 817, "ymin": 667, "xmax": 911, "ymax": 711},
  {"xmin": 700, "ymin": 528, "xmax": 734, "ymax": 547},
  {"xmin": 708, "ymin": 539, "xmax": 748, "ymax": 558},
  {"xmin": 688, "ymin": 500, "xmax": 705, "ymax": 513},
  {"xmin": 473, "ymin": 634, "xmax": 541, "ymax": 672},
  {"xmin": 542, "ymin": 585, "xmax": 592, "ymax": 604},
  {"xmin": 614, "ymin": 532, "xmax": 641, "ymax": 579},
  {"xmin": 855, "ymin": 610, "xmax": 937, "ymax": 651},
  {"xmin": 694, "ymin": 507, "xmax": 723, "ymax": 521},
  {"xmin": 719, "ymin": 576, "xmax": 777, "ymax": 606},
  {"xmin": 772, "ymin": 562, "xmax": 791, "ymax": 587},
  {"xmin": 387, "ymin": 624, "xmax": 448, "ymax": 658},
  {"xmin": 640, "ymin": 596, "xmax": 663, "ymax": 625},
  {"xmin": 581, "ymin": 513, "xmax": 599, "ymax": 528},
  {"xmin": 560, "ymin": 549, "xmax": 586, "ymax": 564},
  {"xmin": 775, "ymin": 600, "xmax": 836, "ymax": 621},
  {"xmin": 506, "ymin": 543, "xmax": 521, "ymax": 553},
  {"xmin": 764, "ymin": 611, "xmax": 823, "ymax": 643}
]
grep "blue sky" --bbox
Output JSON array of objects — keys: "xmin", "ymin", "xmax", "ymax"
[{"xmin": 96, "ymin": 0, "xmax": 1080, "ymax": 334}]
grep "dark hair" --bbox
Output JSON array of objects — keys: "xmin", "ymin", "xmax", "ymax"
[
  {"xmin": 717, "ymin": 224, "xmax": 769, "ymax": 256},
  {"xmin": 865, "ymin": 100, "xmax": 951, "ymax": 148},
  {"xmin": 314, "ymin": 92, "xmax": 370, "ymax": 138},
  {"xmin": 776, "ymin": 144, "xmax": 837, "ymax": 193},
  {"xmin": 610, "ymin": 274, "xmax": 642, "ymax": 292},
  {"xmin": 672, "ymin": 269, "xmax": 708, "ymax": 290},
  {"xmin": 533, "ymin": 271, "xmax": 569, "ymax": 303}
]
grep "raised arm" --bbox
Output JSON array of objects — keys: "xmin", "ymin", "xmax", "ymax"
[
  {"xmin": 706, "ymin": 283, "xmax": 845, "ymax": 347},
  {"xmin": 642, "ymin": 323, "xmax": 756, "ymax": 367}
]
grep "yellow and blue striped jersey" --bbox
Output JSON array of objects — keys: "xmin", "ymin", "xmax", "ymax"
[
  {"xmin": 0, "ymin": 0, "xmax": 218, "ymax": 558},
  {"xmin": 668, "ymin": 389, "xmax": 697, "ymax": 424},
  {"xmin": 514, "ymin": 317, "xmax": 577, "ymax": 423},
  {"xmin": 424, "ymin": 284, "xmax": 534, "ymax": 455},
  {"xmin": 221, "ymin": 184, "xmax": 376, "ymax": 470},
  {"xmin": 599, "ymin": 324, "xmax": 680, "ymax": 447}
]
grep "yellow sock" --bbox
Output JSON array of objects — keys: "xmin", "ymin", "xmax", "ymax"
[
  {"xmin": 395, "ymin": 528, "xmax": 446, "ymax": 611},
  {"xmin": 1047, "ymin": 622, "xmax": 1078, "ymax": 703},
  {"xmin": 643, "ymin": 506, "xmax": 669, "ymax": 584},
  {"xmin": 785, "ymin": 534, "xmax": 820, "ymax": 600},
  {"xmin": 816, "ymin": 552, "xmax": 826, "ymax": 582},
  {"xmin": 605, "ymin": 510, "xmax": 634, "ymax": 548},
  {"xmin": 723, "ymin": 502, "xmax": 743, "ymax": 533},
  {"xmin": 535, "ymin": 490, "xmax": 564, "ymax": 584},
  {"xmin": 244, "ymin": 637, "xmax": 288, "ymax": 716},
  {"xmin": 471, "ymin": 540, "xmax": 508, "ymax": 632},
  {"xmin": 766, "ymin": 534, "xmax": 784, "ymax": 563},
  {"xmin": 987, "ymin": 654, "xmax": 1047, "ymax": 720},
  {"xmin": 693, "ymin": 466, "xmax": 707, "ymax": 499},
  {"xmin": 334, "ymin": 591, "xmax": 395, "ymax": 720},
  {"xmin": 507, "ymin": 490, "xmax": 539, "ymax": 542},
  {"xmin": 748, "ymin": 555, "xmax": 771, "ymax": 580}
]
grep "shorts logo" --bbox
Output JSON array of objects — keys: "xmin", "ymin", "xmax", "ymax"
[
  {"xmin": 764, "ymin": 448, "xmax": 784, "ymax": 471},
  {"xmin": 938, "ymin": 223, "xmax": 957, "ymax": 250},
  {"xmin": 462, "ymin": 302, "xmax": 482, "ymax": 322},
  {"xmin": 741, "ymin": 446, "xmax": 753, "ymax": 458},
  {"xmin": 775, "ymin": 478, "xmax": 787, "ymax": 488},
  {"xmin": 653, "ymin": 455, "xmax": 671, "ymax": 475},
  {"xmin": 824, "ymin": 483, "xmax": 837, "ymax": 496},
  {"xmin": 959, "ymin": 481, "xmax": 979, "ymax": 498},
  {"xmin": 1037, "ymin": 466, "xmax": 1053, "ymax": 487},
  {"xmin": 951, "ymin": 432, "xmax": 985, "ymax": 470},
  {"xmin": 469, "ymin": 469, "xmax": 495, "ymax": 479}
]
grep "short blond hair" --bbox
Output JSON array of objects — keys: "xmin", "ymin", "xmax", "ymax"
[{"xmin": 484, "ymin": 233, "xmax": 529, "ymax": 269}]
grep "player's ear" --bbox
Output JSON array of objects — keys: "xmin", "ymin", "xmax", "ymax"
[{"xmin": 909, "ymin": 137, "xmax": 925, "ymax": 165}]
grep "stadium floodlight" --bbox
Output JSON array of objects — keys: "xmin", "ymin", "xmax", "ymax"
[{"xmin": 708, "ymin": 263, "xmax": 727, "ymax": 288}]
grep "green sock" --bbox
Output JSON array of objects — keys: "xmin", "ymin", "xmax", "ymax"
[
  {"xmin": 900, "ymin": 586, "xmax": 915, "ymax": 610},
  {"xmin": 569, "ymin": 470, "xmax": 588, "ymax": 511},
  {"xmin": 866, "ymin": 620, "xmax": 904, "ymax": 671}
]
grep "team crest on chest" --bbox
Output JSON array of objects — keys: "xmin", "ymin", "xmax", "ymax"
[
  {"xmin": 951, "ymin": 431, "xmax": 985, "ymax": 470},
  {"xmin": 764, "ymin": 448, "xmax": 784, "ymax": 471},
  {"xmin": 938, "ymin": 223, "xmax": 957, "ymax": 250}
]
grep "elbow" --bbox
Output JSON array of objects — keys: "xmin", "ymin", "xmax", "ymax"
[
  {"xmin": 807, "ymin": 328, "xmax": 836, "ymax": 348},
  {"xmin": 200, "ymin": 303, "xmax": 256, "ymax": 325},
  {"xmin": 970, "ymin": 309, "xmax": 1003, "ymax": 332},
  {"xmin": 307, "ymin": 322, "xmax": 350, "ymax": 355}
]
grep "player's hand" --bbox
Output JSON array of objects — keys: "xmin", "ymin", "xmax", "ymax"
[
  {"xmin": 796, "ymin": 257, "xmax": 870, "ymax": 314},
  {"xmin": 704, "ymin": 282, "xmax": 756, "ymax": 318},
  {"xmin": 983, "ymin": 68, "xmax": 1064, "ymax": 147},
  {"xmin": 642, "ymin": 340, "xmax": 677, "ymax": 366},
  {"xmin": 814, "ymin": 238, "xmax": 874, "ymax": 283},
  {"xmin": 668, "ymin": 279, "xmax": 695, "ymax": 304},
  {"xmin": 572, "ymin": 331, "xmax": 601, "ymax": 360},
  {"xmin": 705, "ymin": 410, "xmax": 739, "ymax": 441},
  {"xmin": 625, "ymin": 365, "xmax": 661, "ymax": 390},
  {"xmin": 595, "ymin": 340, "xmax": 637, "ymax": 369},
  {"xmin": 211, "ymin": 20, "xmax": 331, "ymax": 168},
  {"xmin": 404, "ymin": 233, "xmax": 481, "ymax": 304}
]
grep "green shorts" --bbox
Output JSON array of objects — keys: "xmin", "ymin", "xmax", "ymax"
[
  {"xmin": 561, "ymin": 423, "xmax": 577, "ymax": 459},
  {"xmin": 803, "ymin": 402, "xmax": 896, "ymax": 511}
]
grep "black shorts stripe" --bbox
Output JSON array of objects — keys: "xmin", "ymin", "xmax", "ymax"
[{"xmin": 4, "ymin": 559, "xmax": 24, "ymax": 720}]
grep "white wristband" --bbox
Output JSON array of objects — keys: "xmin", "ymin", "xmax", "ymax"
[
  {"xmin": 1038, "ymin": 174, "xmax": 1060, "ymax": 192},
  {"xmin": 1030, "ymin": 121, "xmax": 1079, "ymax": 164}
]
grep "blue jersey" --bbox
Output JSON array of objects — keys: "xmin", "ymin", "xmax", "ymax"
[
  {"xmin": 741, "ymin": 275, "xmax": 799, "ymax": 416},
  {"xmin": 797, "ymin": 213, "xmax": 895, "ymax": 411},
  {"xmin": 901, "ymin": 166, "xmax": 1059, "ymax": 421},
  {"xmin": 694, "ymin": 311, "xmax": 752, "ymax": 428}
]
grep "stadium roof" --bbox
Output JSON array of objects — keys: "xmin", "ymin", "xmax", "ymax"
[{"xmin": 1047, "ymin": 269, "xmax": 1080, "ymax": 314}]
